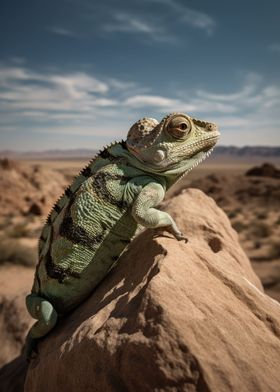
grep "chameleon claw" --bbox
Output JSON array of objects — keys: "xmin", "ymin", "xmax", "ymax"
[
  {"xmin": 174, "ymin": 232, "xmax": 188, "ymax": 243},
  {"xmin": 153, "ymin": 228, "xmax": 188, "ymax": 243}
]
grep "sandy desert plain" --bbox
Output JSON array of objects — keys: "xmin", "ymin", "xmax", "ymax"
[{"xmin": 0, "ymin": 152, "xmax": 280, "ymax": 389}]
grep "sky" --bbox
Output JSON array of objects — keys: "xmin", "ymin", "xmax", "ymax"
[{"xmin": 0, "ymin": 0, "xmax": 280, "ymax": 150}]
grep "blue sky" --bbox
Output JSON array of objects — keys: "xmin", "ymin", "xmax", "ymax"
[{"xmin": 0, "ymin": 0, "xmax": 280, "ymax": 150}]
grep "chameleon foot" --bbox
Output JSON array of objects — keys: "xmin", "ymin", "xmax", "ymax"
[
  {"xmin": 174, "ymin": 232, "xmax": 188, "ymax": 243},
  {"xmin": 153, "ymin": 228, "xmax": 188, "ymax": 243}
]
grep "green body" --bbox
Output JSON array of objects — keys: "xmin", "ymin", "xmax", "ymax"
[
  {"xmin": 25, "ymin": 112, "xmax": 220, "ymax": 359},
  {"xmin": 34, "ymin": 143, "xmax": 165, "ymax": 313}
]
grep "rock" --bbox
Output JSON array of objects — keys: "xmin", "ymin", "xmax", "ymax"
[
  {"xmin": 0, "ymin": 159, "xmax": 19, "ymax": 171},
  {"xmin": 24, "ymin": 189, "xmax": 280, "ymax": 391},
  {"xmin": 0, "ymin": 266, "xmax": 32, "ymax": 392},
  {"xmin": 171, "ymin": 171, "xmax": 280, "ymax": 301},
  {"xmin": 0, "ymin": 160, "xmax": 68, "ymax": 217},
  {"xmin": 175, "ymin": 172, "xmax": 280, "ymax": 208},
  {"xmin": 0, "ymin": 356, "xmax": 28, "ymax": 392},
  {"xmin": 246, "ymin": 162, "xmax": 280, "ymax": 179},
  {"xmin": 0, "ymin": 266, "xmax": 33, "ymax": 368}
]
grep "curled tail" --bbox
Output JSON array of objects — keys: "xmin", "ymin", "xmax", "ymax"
[{"xmin": 25, "ymin": 293, "xmax": 58, "ymax": 360}]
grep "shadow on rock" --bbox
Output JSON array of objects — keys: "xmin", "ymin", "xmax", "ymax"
[{"xmin": 0, "ymin": 355, "xmax": 28, "ymax": 392}]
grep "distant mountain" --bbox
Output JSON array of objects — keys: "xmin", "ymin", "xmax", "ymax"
[
  {"xmin": 0, "ymin": 146, "xmax": 279, "ymax": 160},
  {"xmin": 214, "ymin": 146, "xmax": 280, "ymax": 157}
]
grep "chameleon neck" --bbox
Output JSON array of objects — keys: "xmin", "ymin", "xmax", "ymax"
[{"xmin": 109, "ymin": 143, "xmax": 206, "ymax": 189}]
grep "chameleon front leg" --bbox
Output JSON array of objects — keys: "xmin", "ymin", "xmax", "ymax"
[{"xmin": 132, "ymin": 182, "xmax": 188, "ymax": 242}]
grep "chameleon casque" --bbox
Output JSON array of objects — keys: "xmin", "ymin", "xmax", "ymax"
[{"xmin": 25, "ymin": 112, "xmax": 219, "ymax": 358}]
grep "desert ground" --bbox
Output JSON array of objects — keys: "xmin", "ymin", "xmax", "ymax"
[{"xmin": 0, "ymin": 155, "xmax": 280, "ymax": 380}]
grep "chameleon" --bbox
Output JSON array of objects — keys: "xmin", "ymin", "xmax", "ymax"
[{"xmin": 25, "ymin": 112, "xmax": 219, "ymax": 359}]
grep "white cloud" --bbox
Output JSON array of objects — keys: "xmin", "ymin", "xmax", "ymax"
[
  {"xmin": 0, "ymin": 66, "xmax": 31, "ymax": 83},
  {"xmin": 107, "ymin": 78, "xmax": 136, "ymax": 90},
  {"xmin": 47, "ymin": 26, "xmax": 76, "ymax": 37},
  {"xmin": 123, "ymin": 94, "xmax": 235, "ymax": 114},
  {"xmin": 0, "ymin": 67, "xmax": 113, "ymax": 113},
  {"xmin": 0, "ymin": 64, "xmax": 279, "ymax": 147},
  {"xmin": 150, "ymin": 0, "xmax": 216, "ymax": 35},
  {"xmin": 49, "ymin": 73, "xmax": 109, "ymax": 95},
  {"xmin": 103, "ymin": 13, "xmax": 155, "ymax": 34},
  {"xmin": 101, "ymin": 2, "xmax": 215, "ymax": 43},
  {"xmin": 180, "ymin": 7, "xmax": 216, "ymax": 35},
  {"xmin": 102, "ymin": 11, "xmax": 176, "ymax": 43},
  {"xmin": 125, "ymin": 95, "xmax": 180, "ymax": 108},
  {"xmin": 196, "ymin": 74, "xmax": 261, "ymax": 102}
]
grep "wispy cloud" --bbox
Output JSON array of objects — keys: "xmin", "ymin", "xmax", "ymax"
[
  {"xmin": 181, "ymin": 7, "xmax": 216, "ymax": 35},
  {"xmin": 195, "ymin": 73, "xmax": 262, "ymax": 102},
  {"xmin": 124, "ymin": 95, "xmax": 180, "ymax": 108},
  {"xmin": 100, "ymin": 1, "xmax": 216, "ymax": 43},
  {"xmin": 47, "ymin": 26, "xmax": 76, "ymax": 37},
  {"xmin": 102, "ymin": 11, "xmax": 177, "ymax": 43},
  {"xmin": 103, "ymin": 13, "xmax": 155, "ymax": 34},
  {"xmin": 268, "ymin": 43, "xmax": 280, "ymax": 53},
  {"xmin": 150, "ymin": 0, "xmax": 216, "ymax": 35},
  {"xmin": 0, "ymin": 64, "xmax": 279, "ymax": 146}
]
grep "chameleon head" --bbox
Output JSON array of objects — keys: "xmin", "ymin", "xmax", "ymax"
[{"xmin": 126, "ymin": 113, "xmax": 220, "ymax": 173}]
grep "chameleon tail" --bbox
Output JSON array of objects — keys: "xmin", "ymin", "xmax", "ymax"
[{"xmin": 24, "ymin": 293, "xmax": 58, "ymax": 360}]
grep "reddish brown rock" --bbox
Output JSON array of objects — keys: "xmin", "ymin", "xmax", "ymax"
[
  {"xmin": 246, "ymin": 162, "xmax": 280, "ymax": 179},
  {"xmin": 0, "ymin": 266, "xmax": 33, "ymax": 368},
  {"xmin": 0, "ymin": 159, "xmax": 67, "ymax": 217},
  {"xmin": 24, "ymin": 189, "xmax": 280, "ymax": 392}
]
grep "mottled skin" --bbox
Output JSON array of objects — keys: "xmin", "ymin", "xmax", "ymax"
[{"xmin": 25, "ymin": 112, "xmax": 219, "ymax": 359}]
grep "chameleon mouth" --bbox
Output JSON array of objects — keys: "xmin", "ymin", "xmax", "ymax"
[{"xmin": 200, "ymin": 133, "xmax": 220, "ymax": 153}]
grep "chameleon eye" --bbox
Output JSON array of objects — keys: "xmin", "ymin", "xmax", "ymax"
[{"xmin": 166, "ymin": 115, "xmax": 191, "ymax": 139}]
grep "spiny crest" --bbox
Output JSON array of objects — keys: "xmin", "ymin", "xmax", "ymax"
[
  {"xmin": 43, "ymin": 140, "xmax": 125, "ymax": 229},
  {"xmin": 192, "ymin": 117, "xmax": 207, "ymax": 127}
]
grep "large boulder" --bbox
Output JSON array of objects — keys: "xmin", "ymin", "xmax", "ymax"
[
  {"xmin": 23, "ymin": 189, "xmax": 280, "ymax": 391},
  {"xmin": 0, "ymin": 159, "xmax": 68, "ymax": 217},
  {"xmin": 246, "ymin": 162, "xmax": 280, "ymax": 179}
]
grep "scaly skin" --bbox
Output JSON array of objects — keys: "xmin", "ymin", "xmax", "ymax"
[{"xmin": 25, "ymin": 112, "xmax": 220, "ymax": 359}]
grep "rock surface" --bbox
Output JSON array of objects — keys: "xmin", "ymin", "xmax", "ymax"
[
  {"xmin": 0, "ymin": 266, "xmax": 33, "ymax": 392},
  {"xmin": 0, "ymin": 266, "xmax": 33, "ymax": 367},
  {"xmin": 0, "ymin": 159, "xmax": 67, "ymax": 217},
  {"xmin": 172, "ymin": 170, "xmax": 280, "ymax": 302},
  {"xmin": 24, "ymin": 189, "xmax": 280, "ymax": 392}
]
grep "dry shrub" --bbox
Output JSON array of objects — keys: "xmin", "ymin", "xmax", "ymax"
[
  {"xmin": 254, "ymin": 241, "xmax": 261, "ymax": 249},
  {"xmin": 0, "ymin": 217, "xmax": 13, "ymax": 231},
  {"xmin": 250, "ymin": 222, "xmax": 270, "ymax": 238},
  {"xmin": 227, "ymin": 208, "xmax": 242, "ymax": 219},
  {"xmin": 227, "ymin": 210, "xmax": 238, "ymax": 219},
  {"xmin": 268, "ymin": 242, "xmax": 280, "ymax": 259},
  {"xmin": 6, "ymin": 223, "xmax": 31, "ymax": 238},
  {"xmin": 256, "ymin": 211, "xmax": 268, "ymax": 220},
  {"xmin": 232, "ymin": 221, "xmax": 247, "ymax": 232}
]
